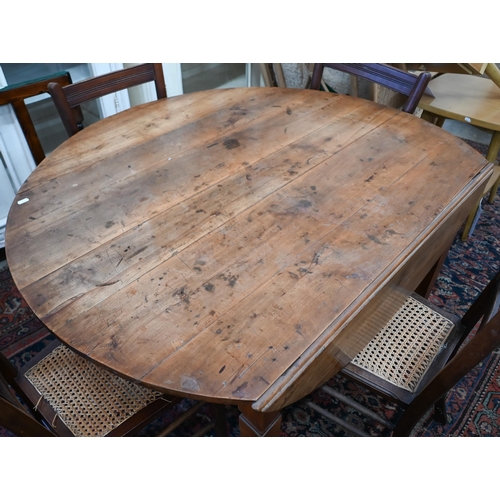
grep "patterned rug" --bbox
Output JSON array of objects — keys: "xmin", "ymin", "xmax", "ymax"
[{"xmin": 2, "ymin": 139, "xmax": 499, "ymax": 437}]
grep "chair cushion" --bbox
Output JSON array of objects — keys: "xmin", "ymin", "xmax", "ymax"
[
  {"xmin": 350, "ymin": 296, "xmax": 455, "ymax": 393},
  {"xmin": 24, "ymin": 345, "xmax": 163, "ymax": 437}
]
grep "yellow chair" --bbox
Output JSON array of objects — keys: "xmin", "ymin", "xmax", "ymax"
[{"xmin": 416, "ymin": 63, "xmax": 500, "ymax": 239}]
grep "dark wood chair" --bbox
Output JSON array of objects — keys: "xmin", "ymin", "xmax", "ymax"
[
  {"xmin": 306, "ymin": 268, "xmax": 500, "ymax": 436},
  {"xmin": 0, "ymin": 339, "xmax": 227, "ymax": 437},
  {"xmin": 47, "ymin": 63, "xmax": 167, "ymax": 137},
  {"xmin": 0, "ymin": 71, "xmax": 73, "ymax": 165},
  {"xmin": 309, "ymin": 63, "xmax": 432, "ymax": 114}
]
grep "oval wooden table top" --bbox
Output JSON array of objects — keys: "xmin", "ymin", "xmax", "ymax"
[{"xmin": 5, "ymin": 87, "xmax": 492, "ymax": 420}]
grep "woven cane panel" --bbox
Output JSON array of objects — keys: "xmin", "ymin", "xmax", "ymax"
[
  {"xmin": 25, "ymin": 346, "xmax": 163, "ymax": 437},
  {"xmin": 351, "ymin": 297, "xmax": 454, "ymax": 393}
]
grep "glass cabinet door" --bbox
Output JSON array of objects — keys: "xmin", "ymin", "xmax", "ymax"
[
  {"xmin": 181, "ymin": 63, "xmax": 248, "ymax": 93},
  {"xmin": 163, "ymin": 63, "xmax": 263, "ymax": 96}
]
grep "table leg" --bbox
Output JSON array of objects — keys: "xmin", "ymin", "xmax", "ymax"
[
  {"xmin": 238, "ymin": 403, "xmax": 282, "ymax": 437},
  {"xmin": 420, "ymin": 110, "xmax": 438, "ymax": 124},
  {"xmin": 414, "ymin": 235, "xmax": 454, "ymax": 298}
]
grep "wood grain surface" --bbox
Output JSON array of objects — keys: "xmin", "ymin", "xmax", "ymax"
[{"xmin": 5, "ymin": 87, "xmax": 492, "ymax": 412}]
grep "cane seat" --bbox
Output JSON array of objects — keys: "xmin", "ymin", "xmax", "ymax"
[
  {"xmin": 350, "ymin": 296, "xmax": 455, "ymax": 394},
  {"xmin": 1, "ymin": 339, "xmax": 227, "ymax": 437},
  {"xmin": 305, "ymin": 267, "xmax": 500, "ymax": 436},
  {"xmin": 23, "ymin": 344, "xmax": 166, "ymax": 437}
]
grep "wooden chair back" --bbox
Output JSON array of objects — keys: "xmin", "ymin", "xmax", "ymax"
[
  {"xmin": 393, "ymin": 269, "xmax": 500, "ymax": 435},
  {"xmin": 48, "ymin": 63, "xmax": 167, "ymax": 137},
  {"xmin": 0, "ymin": 71, "xmax": 73, "ymax": 165},
  {"xmin": 310, "ymin": 63, "xmax": 432, "ymax": 114}
]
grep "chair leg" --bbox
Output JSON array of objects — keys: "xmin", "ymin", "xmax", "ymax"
[
  {"xmin": 435, "ymin": 116, "xmax": 446, "ymax": 128},
  {"xmin": 462, "ymin": 197, "xmax": 482, "ymax": 240},
  {"xmin": 433, "ymin": 396, "xmax": 447, "ymax": 425},
  {"xmin": 486, "ymin": 131, "xmax": 500, "ymax": 203},
  {"xmin": 420, "ymin": 110, "xmax": 439, "ymax": 125},
  {"xmin": 210, "ymin": 404, "xmax": 229, "ymax": 436}
]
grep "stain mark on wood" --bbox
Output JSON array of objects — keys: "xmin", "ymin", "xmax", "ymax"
[
  {"xmin": 96, "ymin": 280, "xmax": 119, "ymax": 287},
  {"xmin": 232, "ymin": 382, "xmax": 248, "ymax": 396},
  {"xmin": 181, "ymin": 377, "xmax": 200, "ymax": 391},
  {"xmin": 297, "ymin": 199, "xmax": 312, "ymax": 209},
  {"xmin": 223, "ymin": 138, "xmax": 240, "ymax": 150},
  {"xmin": 127, "ymin": 246, "xmax": 147, "ymax": 259},
  {"xmin": 173, "ymin": 286, "xmax": 190, "ymax": 304},
  {"xmin": 217, "ymin": 272, "xmax": 239, "ymax": 288},
  {"xmin": 367, "ymin": 234, "xmax": 387, "ymax": 245}
]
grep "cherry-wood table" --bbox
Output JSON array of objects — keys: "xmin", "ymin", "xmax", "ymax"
[{"xmin": 5, "ymin": 87, "xmax": 492, "ymax": 436}]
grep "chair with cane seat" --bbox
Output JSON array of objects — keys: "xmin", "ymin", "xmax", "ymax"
[
  {"xmin": 0, "ymin": 339, "xmax": 227, "ymax": 437},
  {"xmin": 309, "ymin": 63, "xmax": 432, "ymax": 114},
  {"xmin": 0, "ymin": 71, "xmax": 73, "ymax": 165},
  {"xmin": 305, "ymin": 267, "xmax": 500, "ymax": 437},
  {"xmin": 48, "ymin": 63, "xmax": 167, "ymax": 137}
]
